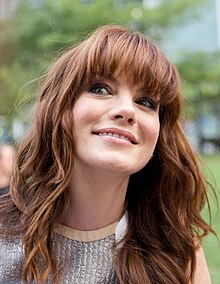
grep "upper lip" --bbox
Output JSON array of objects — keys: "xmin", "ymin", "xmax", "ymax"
[{"xmin": 92, "ymin": 128, "xmax": 138, "ymax": 144}]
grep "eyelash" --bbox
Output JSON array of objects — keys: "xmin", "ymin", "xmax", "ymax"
[
  {"xmin": 135, "ymin": 97, "xmax": 157, "ymax": 110},
  {"xmin": 89, "ymin": 83, "xmax": 112, "ymax": 95}
]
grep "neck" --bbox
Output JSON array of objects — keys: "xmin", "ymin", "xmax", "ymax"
[{"xmin": 58, "ymin": 164, "xmax": 129, "ymax": 231}]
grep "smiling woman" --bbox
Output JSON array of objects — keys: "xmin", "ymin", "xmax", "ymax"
[
  {"xmin": 72, "ymin": 75, "xmax": 160, "ymax": 176},
  {"xmin": 0, "ymin": 25, "xmax": 215, "ymax": 284}
]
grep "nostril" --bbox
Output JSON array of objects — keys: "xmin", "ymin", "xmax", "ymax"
[
  {"xmin": 113, "ymin": 113, "xmax": 136, "ymax": 125},
  {"xmin": 114, "ymin": 114, "xmax": 123, "ymax": 119}
]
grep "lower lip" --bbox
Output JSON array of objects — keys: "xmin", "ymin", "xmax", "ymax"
[{"xmin": 95, "ymin": 134, "xmax": 134, "ymax": 147}]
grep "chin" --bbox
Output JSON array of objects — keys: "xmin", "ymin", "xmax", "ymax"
[{"xmin": 97, "ymin": 158, "xmax": 150, "ymax": 176}]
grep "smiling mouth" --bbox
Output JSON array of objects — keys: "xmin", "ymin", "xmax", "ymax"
[{"xmin": 93, "ymin": 131, "xmax": 137, "ymax": 145}]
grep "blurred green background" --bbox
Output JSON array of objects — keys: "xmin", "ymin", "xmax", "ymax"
[
  {"xmin": 0, "ymin": 0, "xmax": 219, "ymax": 281},
  {"xmin": 0, "ymin": 0, "xmax": 220, "ymax": 146},
  {"xmin": 203, "ymin": 154, "xmax": 220, "ymax": 284}
]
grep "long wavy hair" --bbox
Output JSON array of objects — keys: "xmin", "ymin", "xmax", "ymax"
[{"xmin": 0, "ymin": 25, "xmax": 214, "ymax": 283}]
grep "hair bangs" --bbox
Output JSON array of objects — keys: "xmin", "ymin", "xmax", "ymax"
[{"xmin": 79, "ymin": 26, "xmax": 180, "ymax": 107}]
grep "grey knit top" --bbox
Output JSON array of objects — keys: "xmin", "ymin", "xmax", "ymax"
[{"xmin": 0, "ymin": 220, "xmax": 125, "ymax": 283}]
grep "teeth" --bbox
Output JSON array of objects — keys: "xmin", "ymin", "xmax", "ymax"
[
  {"xmin": 120, "ymin": 135, "xmax": 129, "ymax": 141},
  {"xmin": 98, "ymin": 132, "xmax": 131, "ymax": 142},
  {"xmin": 113, "ymin": 133, "xmax": 119, "ymax": 138}
]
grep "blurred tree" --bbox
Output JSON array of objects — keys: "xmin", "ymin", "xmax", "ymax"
[
  {"xmin": 178, "ymin": 51, "xmax": 220, "ymax": 101},
  {"xmin": 0, "ymin": 0, "xmax": 206, "ymax": 120}
]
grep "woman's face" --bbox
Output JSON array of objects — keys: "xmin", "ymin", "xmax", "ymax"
[
  {"xmin": 72, "ymin": 75, "xmax": 160, "ymax": 176},
  {"xmin": 0, "ymin": 145, "xmax": 15, "ymax": 177}
]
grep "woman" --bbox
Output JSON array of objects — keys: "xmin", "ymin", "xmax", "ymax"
[
  {"xmin": 0, "ymin": 25, "xmax": 214, "ymax": 283},
  {"xmin": 0, "ymin": 143, "xmax": 15, "ymax": 192}
]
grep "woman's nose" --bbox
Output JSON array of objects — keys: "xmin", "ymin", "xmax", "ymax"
[{"xmin": 109, "ymin": 102, "xmax": 137, "ymax": 125}]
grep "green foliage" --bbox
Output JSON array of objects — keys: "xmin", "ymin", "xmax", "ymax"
[
  {"xmin": 178, "ymin": 51, "xmax": 220, "ymax": 100},
  {"xmin": 202, "ymin": 154, "xmax": 220, "ymax": 284},
  {"xmin": 0, "ymin": 0, "xmax": 209, "ymax": 120},
  {"xmin": 0, "ymin": 62, "xmax": 30, "ymax": 118}
]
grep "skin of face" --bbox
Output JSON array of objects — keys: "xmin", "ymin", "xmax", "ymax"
[
  {"xmin": 0, "ymin": 145, "xmax": 15, "ymax": 187},
  {"xmin": 71, "ymin": 75, "xmax": 160, "ymax": 178}
]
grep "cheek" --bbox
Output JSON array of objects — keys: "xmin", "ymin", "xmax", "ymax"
[
  {"xmin": 153, "ymin": 123, "xmax": 160, "ymax": 141},
  {"xmin": 144, "ymin": 118, "xmax": 160, "ymax": 144},
  {"xmin": 72, "ymin": 99, "xmax": 106, "ymax": 135},
  {"xmin": 72, "ymin": 100, "xmax": 94, "ymax": 127}
]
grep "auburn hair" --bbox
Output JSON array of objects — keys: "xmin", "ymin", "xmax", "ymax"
[{"xmin": 0, "ymin": 25, "xmax": 214, "ymax": 283}]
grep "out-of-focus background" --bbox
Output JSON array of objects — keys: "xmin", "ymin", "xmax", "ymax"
[{"xmin": 0, "ymin": 0, "xmax": 219, "ymax": 282}]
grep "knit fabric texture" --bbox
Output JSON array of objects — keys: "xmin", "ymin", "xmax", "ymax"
[{"xmin": 0, "ymin": 227, "xmax": 119, "ymax": 283}]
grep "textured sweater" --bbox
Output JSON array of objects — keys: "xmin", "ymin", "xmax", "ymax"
[{"xmin": 0, "ymin": 220, "xmax": 125, "ymax": 283}]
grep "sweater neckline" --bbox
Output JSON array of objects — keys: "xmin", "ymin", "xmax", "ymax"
[{"xmin": 53, "ymin": 221, "xmax": 118, "ymax": 242}]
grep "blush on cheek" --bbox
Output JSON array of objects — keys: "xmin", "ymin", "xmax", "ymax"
[
  {"xmin": 152, "ymin": 126, "xmax": 160, "ymax": 143},
  {"xmin": 73, "ymin": 102, "xmax": 102, "ymax": 124}
]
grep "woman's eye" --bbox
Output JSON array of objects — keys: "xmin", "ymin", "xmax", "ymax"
[
  {"xmin": 136, "ymin": 97, "xmax": 156, "ymax": 109},
  {"xmin": 89, "ymin": 84, "xmax": 110, "ymax": 95}
]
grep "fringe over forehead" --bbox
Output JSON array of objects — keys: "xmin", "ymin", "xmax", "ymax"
[
  {"xmin": 77, "ymin": 25, "xmax": 180, "ymax": 107},
  {"xmin": 39, "ymin": 25, "xmax": 181, "ymax": 125}
]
